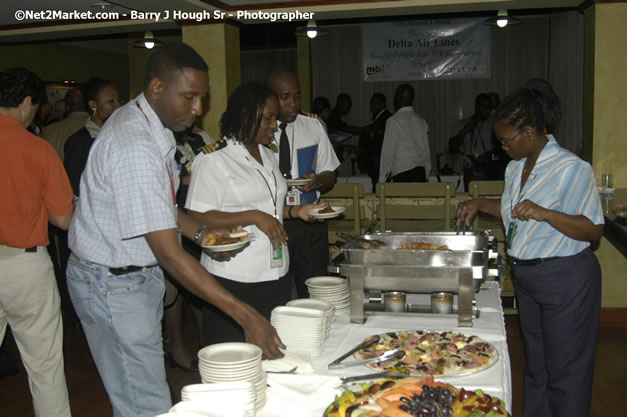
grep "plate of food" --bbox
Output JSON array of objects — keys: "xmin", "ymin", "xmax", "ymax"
[
  {"xmin": 201, "ymin": 231, "xmax": 250, "ymax": 252},
  {"xmin": 286, "ymin": 178, "xmax": 313, "ymax": 187},
  {"xmin": 308, "ymin": 206, "xmax": 346, "ymax": 219},
  {"xmin": 353, "ymin": 330, "xmax": 499, "ymax": 377},
  {"xmin": 324, "ymin": 376, "xmax": 508, "ymax": 417}
]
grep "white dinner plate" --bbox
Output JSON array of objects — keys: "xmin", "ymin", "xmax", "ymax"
[
  {"xmin": 201, "ymin": 240, "xmax": 249, "ymax": 252},
  {"xmin": 305, "ymin": 276, "xmax": 348, "ymax": 288},
  {"xmin": 307, "ymin": 206, "xmax": 345, "ymax": 219},
  {"xmin": 198, "ymin": 342, "xmax": 262, "ymax": 365},
  {"xmin": 286, "ymin": 178, "xmax": 313, "ymax": 186}
]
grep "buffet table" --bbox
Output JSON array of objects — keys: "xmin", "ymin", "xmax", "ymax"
[{"xmin": 259, "ymin": 281, "xmax": 511, "ymax": 417}]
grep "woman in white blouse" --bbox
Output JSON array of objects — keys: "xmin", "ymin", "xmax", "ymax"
[{"xmin": 186, "ymin": 82, "xmax": 321, "ymax": 345}]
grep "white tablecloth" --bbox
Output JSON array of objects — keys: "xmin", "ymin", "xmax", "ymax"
[
  {"xmin": 259, "ymin": 282, "xmax": 512, "ymax": 417},
  {"xmin": 429, "ymin": 174, "xmax": 464, "ymax": 193},
  {"xmin": 337, "ymin": 175, "xmax": 373, "ymax": 194}
]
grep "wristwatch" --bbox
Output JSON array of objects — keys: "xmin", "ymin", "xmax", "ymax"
[{"xmin": 194, "ymin": 225, "xmax": 209, "ymax": 245}]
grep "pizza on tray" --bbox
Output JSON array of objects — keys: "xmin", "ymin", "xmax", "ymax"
[{"xmin": 353, "ymin": 331, "xmax": 498, "ymax": 377}]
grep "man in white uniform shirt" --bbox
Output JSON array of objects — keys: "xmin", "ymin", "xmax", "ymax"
[
  {"xmin": 379, "ymin": 84, "xmax": 431, "ymax": 183},
  {"xmin": 267, "ymin": 70, "xmax": 340, "ymax": 299}
]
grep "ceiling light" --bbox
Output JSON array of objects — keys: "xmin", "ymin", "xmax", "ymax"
[
  {"xmin": 295, "ymin": 20, "xmax": 328, "ymax": 38},
  {"xmin": 132, "ymin": 31, "xmax": 163, "ymax": 49},
  {"xmin": 90, "ymin": 2, "xmax": 113, "ymax": 9},
  {"xmin": 484, "ymin": 10, "xmax": 520, "ymax": 28}
]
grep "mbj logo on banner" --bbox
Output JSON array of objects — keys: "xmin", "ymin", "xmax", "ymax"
[{"xmin": 363, "ymin": 18, "xmax": 491, "ymax": 81}]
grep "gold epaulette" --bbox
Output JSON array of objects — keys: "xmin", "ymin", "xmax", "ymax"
[
  {"xmin": 200, "ymin": 139, "xmax": 227, "ymax": 154},
  {"xmin": 263, "ymin": 143, "xmax": 279, "ymax": 153},
  {"xmin": 300, "ymin": 111, "xmax": 318, "ymax": 119}
]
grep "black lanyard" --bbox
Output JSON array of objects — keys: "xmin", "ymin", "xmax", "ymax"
[{"xmin": 256, "ymin": 168, "xmax": 278, "ymax": 218}]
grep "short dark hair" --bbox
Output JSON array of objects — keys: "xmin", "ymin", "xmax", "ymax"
[
  {"xmin": 371, "ymin": 93, "xmax": 386, "ymax": 105},
  {"xmin": 524, "ymin": 79, "xmax": 561, "ymax": 134},
  {"xmin": 220, "ymin": 82, "xmax": 276, "ymax": 144},
  {"xmin": 144, "ymin": 42, "xmax": 208, "ymax": 89},
  {"xmin": 335, "ymin": 93, "xmax": 352, "ymax": 107},
  {"xmin": 312, "ymin": 96, "xmax": 330, "ymax": 115},
  {"xmin": 475, "ymin": 93, "xmax": 491, "ymax": 107},
  {"xmin": 494, "ymin": 88, "xmax": 546, "ymax": 134},
  {"xmin": 83, "ymin": 77, "xmax": 114, "ymax": 103},
  {"xmin": 394, "ymin": 84, "xmax": 414, "ymax": 108},
  {"xmin": 0, "ymin": 67, "xmax": 43, "ymax": 108}
]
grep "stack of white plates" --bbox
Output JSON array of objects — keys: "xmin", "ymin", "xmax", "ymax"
[
  {"xmin": 197, "ymin": 343, "xmax": 267, "ymax": 411},
  {"xmin": 286, "ymin": 298, "xmax": 335, "ymax": 339},
  {"xmin": 270, "ymin": 306, "xmax": 326, "ymax": 356},
  {"xmin": 304, "ymin": 276, "xmax": 350, "ymax": 313},
  {"xmin": 175, "ymin": 382, "xmax": 255, "ymax": 416}
]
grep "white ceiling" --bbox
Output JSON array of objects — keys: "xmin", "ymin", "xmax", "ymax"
[{"xmin": 1, "ymin": 0, "xmax": 583, "ymax": 43}]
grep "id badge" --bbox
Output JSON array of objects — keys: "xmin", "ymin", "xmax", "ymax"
[
  {"xmin": 286, "ymin": 189, "xmax": 300, "ymax": 206},
  {"xmin": 270, "ymin": 244, "xmax": 283, "ymax": 268},
  {"xmin": 505, "ymin": 221, "xmax": 518, "ymax": 250}
]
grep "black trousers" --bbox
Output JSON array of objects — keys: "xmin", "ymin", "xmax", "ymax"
[
  {"xmin": 201, "ymin": 273, "xmax": 291, "ymax": 346},
  {"xmin": 390, "ymin": 166, "xmax": 427, "ymax": 183},
  {"xmin": 512, "ymin": 247, "xmax": 601, "ymax": 417},
  {"xmin": 284, "ymin": 220, "xmax": 330, "ymax": 299}
]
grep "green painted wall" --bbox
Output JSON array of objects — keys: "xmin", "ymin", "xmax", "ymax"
[{"xmin": 0, "ymin": 43, "xmax": 129, "ymax": 102}]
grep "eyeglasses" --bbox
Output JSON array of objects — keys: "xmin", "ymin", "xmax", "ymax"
[{"xmin": 499, "ymin": 128, "xmax": 524, "ymax": 147}]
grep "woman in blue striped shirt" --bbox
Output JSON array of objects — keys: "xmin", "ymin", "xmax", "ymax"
[{"xmin": 457, "ymin": 86, "xmax": 604, "ymax": 417}]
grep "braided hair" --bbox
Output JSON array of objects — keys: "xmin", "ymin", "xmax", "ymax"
[
  {"xmin": 494, "ymin": 88, "xmax": 546, "ymax": 135},
  {"xmin": 220, "ymin": 81, "xmax": 276, "ymax": 145},
  {"xmin": 524, "ymin": 79, "xmax": 561, "ymax": 134}
]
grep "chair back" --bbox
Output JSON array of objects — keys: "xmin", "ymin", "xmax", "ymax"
[
  {"xmin": 320, "ymin": 183, "xmax": 365, "ymax": 243},
  {"xmin": 376, "ymin": 182, "xmax": 455, "ymax": 232},
  {"xmin": 468, "ymin": 180, "xmax": 504, "ymax": 235}
]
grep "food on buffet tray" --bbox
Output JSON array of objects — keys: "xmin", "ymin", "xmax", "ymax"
[
  {"xmin": 320, "ymin": 206, "xmax": 336, "ymax": 214},
  {"xmin": 325, "ymin": 376, "xmax": 508, "ymax": 417},
  {"xmin": 354, "ymin": 331, "xmax": 498, "ymax": 377},
  {"xmin": 203, "ymin": 231, "xmax": 248, "ymax": 247},
  {"xmin": 613, "ymin": 203, "xmax": 627, "ymax": 218},
  {"xmin": 398, "ymin": 242, "xmax": 449, "ymax": 250}
]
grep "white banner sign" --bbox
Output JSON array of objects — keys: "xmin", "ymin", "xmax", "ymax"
[{"xmin": 362, "ymin": 18, "xmax": 491, "ymax": 81}]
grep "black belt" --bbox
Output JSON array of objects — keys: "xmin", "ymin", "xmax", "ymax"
[
  {"xmin": 25, "ymin": 246, "xmax": 37, "ymax": 252},
  {"xmin": 108, "ymin": 265, "xmax": 155, "ymax": 276},
  {"xmin": 510, "ymin": 256, "xmax": 561, "ymax": 266}
]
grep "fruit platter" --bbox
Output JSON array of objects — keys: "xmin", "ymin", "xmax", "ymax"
[{"xmin": 324, "ymin": 376, "xmax": 508, "ymax": 417}]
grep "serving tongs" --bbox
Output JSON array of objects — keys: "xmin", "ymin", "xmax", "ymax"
[
  {"xmin": 328, "ymin": 348, "xmax": 405, "ymax": 370},
  {"xmin": 337, "ymin": 232, "xmax": 387, "ymax": 249},
  {"xmin": 456, "ymin": 221, "xmax": 467, "ymax": 235},
  {"xmin": 340, "ymin": 367, "xmax": 410, "ymax": 384}
]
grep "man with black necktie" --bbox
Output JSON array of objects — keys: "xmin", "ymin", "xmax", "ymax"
[{"xmin": 267, "ymin": 70, "xmax": 340, "ymax": 299}]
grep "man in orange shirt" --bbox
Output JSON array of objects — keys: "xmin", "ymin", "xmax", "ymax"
[{"xmin": 0, "ymin": 67, "xmax": 74, "ymax": 417}]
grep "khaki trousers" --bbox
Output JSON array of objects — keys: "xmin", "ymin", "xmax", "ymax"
[{"xmin": 0, "ymin": 246, "xmax": 71, "ymax": 417}]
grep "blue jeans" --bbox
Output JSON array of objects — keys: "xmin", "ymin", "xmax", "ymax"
[{"xmin": 66, "ymin": 256, "xmax": 170, "ymax": 417}]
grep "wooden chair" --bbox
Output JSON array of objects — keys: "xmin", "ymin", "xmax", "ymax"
[
  {"xmin": 376, "ymin": 182, "xmax": 456, "ymax": 232},
  {"xmin": 320, "ymin": 183, "xmax": 365, "ymax": 244},
  {"xmin": 468, "ymin": 180, "xmax": 505, "ymax": 236}
]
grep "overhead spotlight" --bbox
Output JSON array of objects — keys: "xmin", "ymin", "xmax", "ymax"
[
  {"xmin": 90, "ymin": 2, "xmax": 113, "ymax": 9},
  {"xmin": 484, "ymin": 10, "xmax": 520, "ymax": 28},
  {"xmin": 295, "ymin": 20, "xmax": 328, "ymax": 38},
  {"xmin": 132, "ymin": 31, "xmax": 163, "ymax": 49}
]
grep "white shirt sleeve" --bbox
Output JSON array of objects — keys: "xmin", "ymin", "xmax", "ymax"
[
  {"xmin": 379, "ymin": 117, "xmax": 397, "ymax": 182},
  {"xmin": 313, "ymin": 120, "xmax": 340, "ymax": 173}
]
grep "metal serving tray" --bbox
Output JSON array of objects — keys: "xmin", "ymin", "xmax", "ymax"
[{"xmin": 341, "ymin": 232, "xmax": 491, "ymax": 280}]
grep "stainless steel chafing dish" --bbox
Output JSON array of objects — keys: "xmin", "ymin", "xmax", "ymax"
[{"xmin": 338, "ymin": 231, "xmax": 500, "ymax": 327}]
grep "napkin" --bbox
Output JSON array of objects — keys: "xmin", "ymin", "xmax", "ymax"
[
  {"xmin": 258, "ymin": 374, "xmax": 342, "ymax": 417},
  {"xmin": 262, "ymin": 351, "xmax": 314, "ymax": 374}
]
